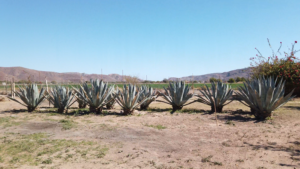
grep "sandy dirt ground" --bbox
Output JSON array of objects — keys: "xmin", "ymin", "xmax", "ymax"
[{"xmin": 0, "ymin": 95, "xmax": 300, "ymax": 169}]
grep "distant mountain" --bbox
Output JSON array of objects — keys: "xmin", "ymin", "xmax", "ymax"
[
  {"xmin": 167, "ymin": 67, "xmax": 252, "ymax": 82},
  {"xmin": 0, "ymin": 67, "xmax": 134, "ymax": 83}
]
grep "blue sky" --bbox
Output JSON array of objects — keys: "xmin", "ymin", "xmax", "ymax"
[{"xmin": 0, "ymin": 0, "xmax": 299, "ymax": 81}]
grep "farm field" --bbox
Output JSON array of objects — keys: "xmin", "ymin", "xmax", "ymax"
[
  {"xmin": 0, "ymin": 96, "xmax": 300, "ymax": 169},
  {"xmin": 0, "ymin": 83, "xmax": 244, "ymax": 92}
]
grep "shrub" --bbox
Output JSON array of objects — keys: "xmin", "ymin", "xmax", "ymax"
[
  {"xmin": 235, "ymin": 77, "xmax": 241, "ymax": 82},
  {"xmin": 227, "ymin": 78, "xmax": 235, "ymax": 83},
  {"xmin": 251, "ymin": 39, "xmax": 299, "ymax": 96}
]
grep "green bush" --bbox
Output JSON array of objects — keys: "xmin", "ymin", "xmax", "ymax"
[
  {"xmin": 227, "ymin": 78, "xmax": 235, "ymax": 83},
  {"xmin": 209, "ymin": 78, "xmax": 222, "ymax": 83},
  {"xmin": 251, "ymin": 39, "xmax": 300, "ymax": 96}
]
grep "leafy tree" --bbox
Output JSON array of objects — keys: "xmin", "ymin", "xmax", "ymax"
[
  {"xmin": 235, "ymin": 77, "xmax": 242, "ymax": 82},
  {"xmin": 209, "ymin": 78, "xmax": 222, "ymax": 83},
  {"xmin": 162, "ymin": 79, "xmax": 168, "ymax": 83},
  {"xmin": 227, "ymin": 78, "xmax": 235, "ymax": 83}
]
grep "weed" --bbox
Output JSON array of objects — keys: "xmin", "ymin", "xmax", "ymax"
[
  {"xmin": 236, "ymin": 159, "xmax": 244, "ymax": 162},
  {"xmin": 176, "ymin": 109, "xmax": 205, "ymax": 114},
  {"xmin": 95, "ymin": 147, "xmax": 109, "ymax": 158},
  {"xmin": 59, "ymin": 119, "xmax": 76, "ymax": 130},
  {"xmin": 225, "ymin": 120, "xmax": 235, "ymax": 126},
  {"xmin": 144, "ymin": 124, "xmax": 166, "ymax": 130},
  {"xmin": 0, "ymin": 117, "xmax": 22, "ymax": 128},
  {"xmin": 41, "ymin": 158, "xmax": 52, "ymax": 164},
  {"xmin": 201, "ymin": 155, "xmax": 213, "ymax": 162},
  {"xmin": 212, "ymin": 161, "xmax": 223, "ymax": 166},
  {"xmin": 65, "ymin": 154, "xmax": 73, "ymax": 160},
  {"xmin": 222, "ymin": 142, "xmax": 231, "ymax": 147}
]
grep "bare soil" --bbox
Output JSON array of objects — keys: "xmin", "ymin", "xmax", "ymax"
[{"xmin": 0, "ymin": 96, "xmax": 300, "ymax": 169}]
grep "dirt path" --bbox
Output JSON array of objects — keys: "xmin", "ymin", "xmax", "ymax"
[{"xmin": 0, "ymin": 96, "xmax": 300, "ymax": 168}]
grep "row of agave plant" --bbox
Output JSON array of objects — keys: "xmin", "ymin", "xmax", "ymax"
[
  {"xmin": 8, "ymin": 79, "xmax": 158, "ymax": 115},
  {"xmin": 8, "ymin": 76, "xmax": 295, "ymax": 120}
]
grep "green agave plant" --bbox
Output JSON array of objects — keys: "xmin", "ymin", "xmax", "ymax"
[
  {"xmin": 158, "ymin": 81, "xmax": 194, "ymax": 111},
  {"xmin": 115, "ymin": 84, "xmax": 148, "ymax": 115},
  {"xmin": 138, "ymin": 85, "xmax": 157, "ymax": 110},
  {"xmin": 74, "ymin": 87, "xmax": 87, "ymax": 108},
  {"xmin": 73, "ymin": 79, "xmax": 114, "ymax": 113},
  {"xmin": 197, "ymin": 81, "xmax": 233, "ymax": 113},
  {"xmin": 48, "ymin": 86, "xmax": 76, "ymax": 113},
  {"xmin": 8, "ymin": 83, "xmax": 47, "ymax": 112},
  {"xmin": 105, "ymin": 87, "xmax": 119, "ymax": 109},
  {"xmin": 236, "ymin": 76, "xmax": 295, "ymax": 120}
]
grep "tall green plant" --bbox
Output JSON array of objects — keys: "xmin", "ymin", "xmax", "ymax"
[
  {"xmin": 158, "ymin": 81, "xmax": 194, "ymax": 111},
  {"xmin": 73, "ymin": 79, "xmax": 114, "ymax": 113},
  {"xmin": 115, "ymin": 84, "xmax": 147, "ymax": 115},
  {"xmin": 48, "ymin": 86, "xmax": 76, "ymax": 113},
  {"xmin": 8, "ymin": 84, "xmax": 46, "ymax": 112},
  {"xmin": 197, "ymin": 82, "xmax": 233, "ymax": 113},
  {"xmin": 236, "ymin": 76, "xmax": 295, "ymax": 120}
]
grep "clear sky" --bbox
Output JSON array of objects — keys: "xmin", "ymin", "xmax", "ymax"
[{"xmin": 0, "ymin": 0, "xmax": 299, "ymax": 81}]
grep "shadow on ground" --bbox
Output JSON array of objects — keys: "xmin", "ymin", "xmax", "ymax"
[
  {"xmin": 241, "ymin": 141, "xmax": 300, "ymax": 167},
  {"xmin": 1, "ymin": 107, "xmax": 126, "ymax": 117}
]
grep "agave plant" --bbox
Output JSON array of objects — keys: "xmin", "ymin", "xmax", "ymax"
[
  {"xmin": 158, "ymin": 81, "xmax": 194, "ymax": 111},
  {"xmin": 138, "ymin": 85, "xmax": 157, "ymax": 110},
  {"xmin": 115, "ymin": 84, "xmax": 148, "ymax": 115},
  {"xmin": 105, "ymin": 87, "xmax": 119, "ymax": 109},
  {"xmin": 73, "ymin": 79, "xmax": 114, "ymax": 113},
  {"xmin": 74, "ymin": 87, "xmax": 87, "ymax": 108},
  {"xmin": 48, "ymin": 86, "xmax": 76, "ymax": 113},
  {"xmin": 8, "ymin": 83, "xmax": 46, "ymax": 112},
  {"xmin": 236, "ymin": 76, "xmax": 295, "ymax": 120},
  {"xmin": 196, "ymin": 81, "xmax": 233, "ymax": 113}
]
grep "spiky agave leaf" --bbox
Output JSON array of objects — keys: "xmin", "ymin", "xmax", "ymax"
[
  {"xmin": 48, "ymin": 86, "xmax": 76, "ymax": 113},
  {"xmin": 8, "ymin": 83, "xmax": 46, "ymax": 112},
  {"xmin": 74, "ymin": 87, "xmax": 87, "ymax": 108},
  {"xmin": 73, "ymin": 79, "xmax": 114, "ymax": 113},
  {"xmin": 115, "ymin": 84, "xmax": 148, "ymax": 115},
  {"xmin": 138, "ymin": 85, "xmax": 157, "ymax": 110},
  {"xmin": 197, "ymin": 81, "xmax": 233, "ymax": 113},
  {"xmin": 158, "ymin": 81, "xmax": 195, "ymax": 111},
  {"xmin": 105, "ymin": 87, "xmax": 119, "ymax": 109},
  {"xmin": 235, "ymin": 76, "xmax": 295, "ymax": 120}
]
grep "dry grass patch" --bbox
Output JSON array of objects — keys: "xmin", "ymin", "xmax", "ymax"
[
  {"xmin": 144, "ymin": 124, "xmax": 166, "ymax": 130},
  {"xmin": 0, "ymin": 133, "xmax": 108, "ymax": 167},
  {"xmin": 0, "ymin": 116, "xmax": 23, "ymax": 128}
]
